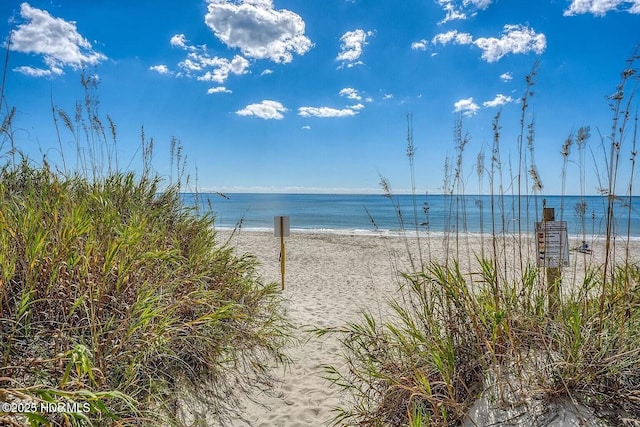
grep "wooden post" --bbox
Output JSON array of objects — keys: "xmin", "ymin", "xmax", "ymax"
[
  {"xmin": 274, "ymin": 215, "xmax": 289, "ymax": 290},
  {"xmin": 543, "ymin": 207, "xmax": 560, "ymax": 314},
  {"xmin": 280, "ymin": 216, "xmax": 285, "ymax": 291}
]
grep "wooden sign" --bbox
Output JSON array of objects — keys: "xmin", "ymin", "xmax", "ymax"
[{"xmin": 535, "ymin": 220, "xmax": 569, "ymax": 268}]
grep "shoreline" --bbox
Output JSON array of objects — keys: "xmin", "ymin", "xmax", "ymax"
[{"xmin": 216, "ymin": 225, "xmax": 640, "ymax": 241}]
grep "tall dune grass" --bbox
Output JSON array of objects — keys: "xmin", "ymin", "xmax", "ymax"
[
  {"xmin": 0, "ymin": 69, "xmax": 290, "ymax": 425},
  {"xmin": 321, "ymin": 53, "xmax": 640, "ymax": 426}
]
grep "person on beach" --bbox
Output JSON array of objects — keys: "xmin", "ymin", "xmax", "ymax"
[{"xmin": 577, "ymin": 240, "xmax": 592, "ymax": 254}]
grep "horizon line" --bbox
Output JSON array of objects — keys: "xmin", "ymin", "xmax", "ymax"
[{"xmin": 187, "ymin": 189, "xmax": 623, "ymax": 197}]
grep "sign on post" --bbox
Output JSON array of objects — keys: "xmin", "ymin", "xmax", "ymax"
[
  {"xmin": 274, "ymin": 216, "xmax": 290, "ymax": 290},
  {"xmin": 274, "ymin": 216, "xmax": 290, "ymax": 238},
  {"xmin": 535, "ymin": 220, "xmax": 569, "ymax": 268}
]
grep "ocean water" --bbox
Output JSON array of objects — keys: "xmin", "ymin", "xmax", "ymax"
[{"xmin": 180, "ymin": 193, "xmax": 640, "ymax": 238}]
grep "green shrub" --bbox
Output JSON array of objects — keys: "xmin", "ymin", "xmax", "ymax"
[{"xmin": 0, "ymin": 161, "xmax": 290, "ymax": 426}]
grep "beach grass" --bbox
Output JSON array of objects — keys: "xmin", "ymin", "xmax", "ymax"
[
  {"xmin": 320, "ymin": 53, "xmax": 640, "ymax": 426},
  {"xmin": 0, "ymin": 71, "xmax": 291, "ymax": 425},
  {"xmin": 322, "ymin": 251, "xmax": 640, "ymax": 426}
]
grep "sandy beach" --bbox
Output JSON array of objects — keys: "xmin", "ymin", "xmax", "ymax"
[
  {"xmin": 215, "ymin": 230, "xmax": 640, "ymax": 426},
  {"xmin": 217, "ymin": 230, "xmax": 409, "ymax": 426}
]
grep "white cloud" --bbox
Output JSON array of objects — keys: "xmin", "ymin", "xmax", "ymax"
[
  {"xmin": 453, "ymin": 94, "xmax": 511, "ymax": 115},
  {"xmin": 150, "ymin": 64, "xmax": 172, "ymax": 75},
  {"xmin": 439, "ymin": 2, "xmax": 467, "ymax": 23},
  {"xmin": 564, "ymin": 0, "xmax": 640, "ymax": 16},
  {"xmin": 194, "ymin": 55, "xmax": 250, "ymax": 83},
  {"xmin": 13, "ymin": 65, "xmax": 59, "ymax": 77},
  {"xmin": 169, "ymin": 35, "xmax": 252, "ymax": 85},
  {"xmin": 178, "ymin": 57, "xmax": 202, "ymax": 72},
  {"xmin": 383, "ymin": 94, "xmax": 394, "ymax": 100},
  {"xmin": 483, "ymin": 94, "xmax": 513, "ymax": 108},
  {"xmin": 433, "ymin": 25, "xmax": 546, "ymax": 63},
  {"xmin": 465, "ymin": 0, "xmax": 493, "ymax": 9},
  {"xmin": 302, "ymin": 125, "xmax": 311, "ymax": 130},
  {"xmin": 454, "ymin": 98, "xmax": 480, "ymax": 117},
  {"xmin": 411, "ymin": 39, "xmax": 428, "ymax": 51},
  {"xmin": 436, "ymin": 0, "xmax": 493, "ymax": 23},
  {"xmin": 432, "ymin": 30, "xmax": 473, "ymax": 46},
  {"xmin": 204, "ymin": 0, "xmax": 312, "ymax": 63},
  {"xmin": 10, "ymin": 3, "xmax": 106, "ymax": 77},
  {"xmin": 236, "ymin": 100, "xmax": 287, "ymax": 119},
  {"xmin": 298, "ymin": 106, "xmax": 359, "ymax": 118},
  {"xmin": 474, "ymin": 25, "xmax": 546, "ymax": 63},
  {"xmin": 350, "ymin": 103, "xmax": 365, "ymax": 110},
  {"xmin": 170, "ymin": 33, "xmax": 202, "ymax": 52},
  {"xmin": 339, "ymin": 87, "xmax": 362, "ymax": 100},
  {"xmin": 207, "ymin": 86, "xmax": 232, "ymax": 94},
  {"xmin": 261, "ymin": 69, "xmax": 274, "ymax": 75},
  {"xmin": 170, "ymin": 34, "xmax": 188, "ymax": 49},
  {"xmin": 337, "ymin": 29, "xmax": 374, "ymax": 67},
  {"xmin": 500, "ymin": 72, "xmax": 513, "ymax": 82}
]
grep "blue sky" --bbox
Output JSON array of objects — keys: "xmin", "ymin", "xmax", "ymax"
[{"xmin": 1, "ymin": 0, "xmax": 639, "ymax": 195}]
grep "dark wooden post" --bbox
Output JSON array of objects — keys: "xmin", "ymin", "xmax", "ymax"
[
  {"xmin": 280, "ymin": 216, "xmax": 285, "ymax": 290},
  {"xmin": 543, "ymin": 207, "xmax": 560, "ymax": 314}
]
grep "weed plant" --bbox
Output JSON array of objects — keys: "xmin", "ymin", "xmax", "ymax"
[
  {"xmin": 0, "ymin": 69, "xmax": 290, "ymax": 425},
  {"xmin": 321, "ymin": 53, "xmax": 640, "ymax": 426}
]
